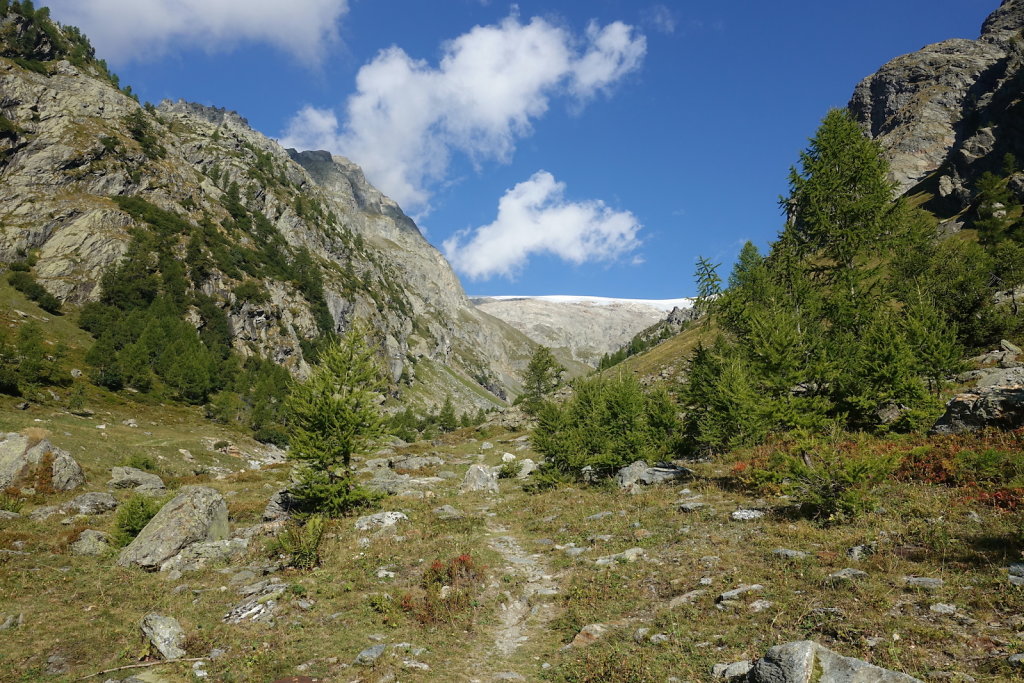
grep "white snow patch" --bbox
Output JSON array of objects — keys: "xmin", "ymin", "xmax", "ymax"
[{"xmin": 471, "ymin": 295, "xmax": 694, "ymax": 312}]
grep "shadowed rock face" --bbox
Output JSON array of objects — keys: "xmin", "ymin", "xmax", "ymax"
[{"xmin": 849, "ymin": 0, "xmax": 1024, "ymax": 202}]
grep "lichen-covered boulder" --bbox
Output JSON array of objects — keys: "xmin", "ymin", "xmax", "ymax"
[
  {"xmin": 749, "ymin": 640, "xmax": 922, "ymax": 682},
  {"xmin": 108, "ymin": 466, "xmax": 165, "ymax": 493},
  {"xmin": 931, "ymin": 387, "xmax": 1024, "ymax": 435},
  {"xmin": 0, "ymin": 433, "xmax": 85, "ymax": 492},
  {"xmin": 461, "ymin": 464, "xmax": 499, "ymax": 493},
  {"xmin": 140, "ymin": 614, "xmax": 186, "ymax": 660},
  {"xmin": 117, "ymin": 486, "xmax": 229, "ymax": 571}
]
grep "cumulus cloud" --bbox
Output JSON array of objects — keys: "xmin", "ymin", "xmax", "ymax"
[
  {"xmin": 442, "ymin": 171, "xmax": 642, "ymax": 280},
  {"xmin": 279, "ymin": 14, "xmax": 646, "ymax": 213},
  {"xmin": 46, "ymin": 0, "xmax": 349, "ymax": 65}
]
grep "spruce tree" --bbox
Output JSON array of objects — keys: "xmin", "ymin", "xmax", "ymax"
[{"xmin": 285, "ymin": 326, "xmax": 386, "ymax": 516}]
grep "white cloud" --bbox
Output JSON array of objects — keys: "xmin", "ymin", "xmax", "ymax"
[
  {"xmin": 642, "ymin": 5, "xmax": 677, "ymax": 35},
  {"xmin": 442, "ymin": 171, "xmax": 642, "ymax": 280},
  {"xmin": 279, "ymin": 14, "xmax": 646, "ymax": 213},
  {"xmin": 46, "ymin": 0, "xmax": 349, "ymax": 65}
]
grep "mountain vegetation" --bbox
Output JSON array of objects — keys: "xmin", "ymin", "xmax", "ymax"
[{"xmin": 1, "ymin": 2, "xmax": 1024, "ymax": 682}]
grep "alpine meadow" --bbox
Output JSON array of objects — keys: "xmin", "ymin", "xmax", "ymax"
[{"xmin": 2, "ymin": 1, "xmax": 1024, "ymax": 682}]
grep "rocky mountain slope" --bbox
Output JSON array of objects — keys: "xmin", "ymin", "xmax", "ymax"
[
  {"xmin": 0, "ymin": 8, "xmax": 534, "ymax": 411},
  {"xmin": 472, "ymin": 295, "xmax": 693, "ymax": 367},
  {"xmin": 850, "ymin": 0, "xmax": 1024, "ymax": 209}
]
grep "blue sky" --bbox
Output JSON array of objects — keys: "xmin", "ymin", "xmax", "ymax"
[{"xmin": 47, "ymin": 0, "xmax": 999, "ymax": 298}]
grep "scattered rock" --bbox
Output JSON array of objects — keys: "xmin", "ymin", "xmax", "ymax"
[
  {"xmin": 827, "ymin": 568, "xmax": 868, "ymax": 583},
  {"xmin": 615, "ymin": 460, "xmax": 692, "ymax": 492},
  {"xmin": 730, "ymin": 508, "xmax": 765, "ymax": 521},
  {"xmin": 847, "ymin": 544, "xmax": 876, "ymax": 561},
  {"xmin": 747, "ymin": 640, "xmax": 922, "ymax": 682},
  {"xmin": 354, "ymin": 643, "xmax": 386, "ymax": 666},
  {"xmin": 750, "ymin": 599, "xmax": 774, "ymax": 612},
  {"xmin": 433, "ymin": 504, "xmax": 463, "ymax": 520},
  {"xmin": 108, "ymin": 466, "xmax": 166, "ymax": 493},
  {"xmin": 118, "ymin": 486, "xmax": 230, "ymax": 571},
  {"xmin": 63, "ymin": 491, "xmax": 118, "ymax": 515},
  {"xmin": 140, "ymin": 614, "xmax": 187, "ymax": 660},
  {"xmin": 69, "ymin": 529, "xmax": 112, "ymax": 556},
  {"xmin": 930, "ymin": 603, "xmax": 958, "ymax": 615},
  {"xmin": 224, "ymin": 580, "xmax": 286, "ymax": 624},
  {"xmin": 569, "ymin": 623, "xmax": 608, "ymax": 647},
  {"xmin": 586, "ymin": 511, "xmax": 614, "ymax": 520},
  {"xmin": 713, "ymin": 660, "xmax": 753, "ymax": 680},
  {"xmin": 28, "ymin": 505, "xmax": 60, "ymax": 521},
  {"xmin": 668, "ymin": 590, "xmax": 707, "ymax": 608},
  {"xmin": 461, "ymin": 464, "xmax": 499, "ymax": 493},
  {"xmin": 0, "ymin": 510, "xmax": 19, "ymax": 520},
  {"xmin": 354, "ymin": 511, "xmax": 408, "ymax": 531},
  {"xmin": 904, "ymin": 576, "xmax": 944, "ymax": 590},
  {"xmin": 0, "ymin": 613, "xmax": 23, "ymax": 631},
  {"xmin": 595, "ymin": 547, "xmax": 646, "ymax": 566},
  {"xmin": 717, "ymin": 584, "xmax": 764, "ymax": 602},
  {"xmin": 0, "ymin": 433, "xmax": 85, "ymax": 492},
  {"xmin": 772, "ymin": 548, "xmax": 808, "ymax": 560},
  {"xmin": 501, "ymin": 452, "xmax": 516, "ymax": 462},
  {"xmin": 678, "ymin": 502, "xmax": 708, "ymax": 513},
  {"xmin": 263, "ymin": 489, "xmax": 294, "ymax": 522}
]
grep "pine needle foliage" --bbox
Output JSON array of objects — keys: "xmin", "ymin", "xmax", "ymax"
[{"xmin": 285, "ymin": 326, "xmax": 386, "ymax": 517}]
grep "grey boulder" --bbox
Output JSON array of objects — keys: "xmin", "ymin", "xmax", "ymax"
[
  {"xmin": 748, "ymin": 640, "xmax": 922, "ymax": 682},
  {"xmin": 140, "ymin": 614, "xmax": 186, "ymax": 660},
  {"xmin": 63, "ymin": 492, "xmax": 118, "ymax": 515},
  {"xmin": 117, "ymin": 486, "xmax": 229, "ymax": 571},
  {"xmin": 108, "ymin": 466, "xmax": 165, "ymax": 493},
  {"xmin": 69, "ymin": 530, "xmax": 112, "ymax": 556},
  {"xmin": 931, "ymin": 387, "xmax": 1024, "ymax": 435},
  {"xmin": 0, "ymin": 433, "xmax": 85, "ymax": 491},
  {"xmin": 461, "ymin": 464, "xmax": 499, "ymax": 493},
  {"xmin": 615, "ymin": 460, "xmax": 692, "ymax": 491}
]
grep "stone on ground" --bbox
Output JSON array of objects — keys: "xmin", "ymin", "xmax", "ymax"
[
  {"xmin": 461, "ymin": 464, "xmax": 499, "ymax": 493},
  {"xmin": 0, "ymin": 433, "xmax": 85, "ymax": 491},
  {"xmin": 108, "ymin": 466, "xmax": 166, "ymax": 493},
  {"xmin": 69, "ymin": 529, "xmax": 112, "ymax": 556},
  {"xmin": 140, "ymin": 613, "xmax": 187, "ymax": 660},
  {"xmin": 117, "ymin": 486, "xmax": 229, "ymax": 571},
  {"xmin": 748, "ymin": 640, "xmax": 923, "ymax": 682},
  {"xmin": 354, "ymin": 511, "xmax": 408, "ymax": 531},
  {"xmin": 615, "ymin": 460, "xmax": 692, "ymax": 491},
  {"xmin": 63, "ymin": 491, "xmax": 118, "ymax": 515}
]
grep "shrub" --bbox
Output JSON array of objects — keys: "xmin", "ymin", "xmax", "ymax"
[
  {"xmin": 8, "ymin": 271, "xmax": 61, "ymax": 314},
  {"xmin": 497, "ymin": 462, "xmax": 519, "ymax": 479},
  {"xmin": 112, "ymin": 494, "xmax": 161, "ymax": 546},
  {"xmin": 400, "ymin": 553, "xmax": 481, "ymax": 625},
  {"xmin": 0, "ymin": 491, "xmax": 24, "ymax": 514},
  {"xmin": 782, "ymin": 448, "xmax": 898, "ymax": 522},
  {"xmin": 532, "ymin": 373, "xmax": 680, "ymax": 481},
  {"xmin": 121, "ymin": 453, "xmax": 156, "ymax": 472},
  {"xmin": 253, "ymin": 425, "xmax": 289, "ymax": 447},
  {"xmin": 270, "ymin": 515, "xmax": 325, "ymax": 570}
]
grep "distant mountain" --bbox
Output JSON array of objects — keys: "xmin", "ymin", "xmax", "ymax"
[{"xmin": 472, "ymin": 295, "xmax": 694, "ymax": 366}]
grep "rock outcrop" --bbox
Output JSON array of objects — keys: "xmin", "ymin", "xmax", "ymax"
[
  {"xmin": 117, "ymin": 486, "xmax": 229, "ymax": 571},
  {"xmin": 850, "ymin": 0, "xmax": 1024, "ymax": 204},
  {"xmin": 931, "ymin": 386, "xmax": 1024, "ymax": 434}
]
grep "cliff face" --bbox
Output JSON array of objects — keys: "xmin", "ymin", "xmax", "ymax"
[
  {"xmin": 849, "ymin": 0, "xmax": 1024, "ymax": 207},
  {"xmin": 0, "ymin": 40, "xmax": 532, "ymax": 407}
]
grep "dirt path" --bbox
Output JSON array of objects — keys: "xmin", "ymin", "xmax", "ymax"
[{"xmin": 463, "ymin": 516, "xmax": 560, "ymax": 681}]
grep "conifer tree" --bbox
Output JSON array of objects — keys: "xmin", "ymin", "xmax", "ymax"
[
  {"xmin": 438, "ymin": 394, "xmax": 457, "ymax": 432},
  {"xmin": 285, "ymin": 326, "xmax": 386, "ymax": 516},
  {"xmin": 521, "ymin": 345, "xmax": 563, "ymax": 413}
]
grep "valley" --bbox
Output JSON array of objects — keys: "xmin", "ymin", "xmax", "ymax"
[{"xmin": 2, "ymin": 1, "xmax": 1024, "ymax": 682}]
